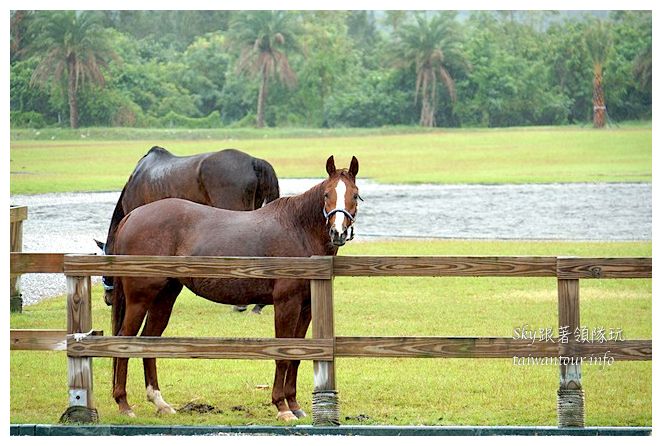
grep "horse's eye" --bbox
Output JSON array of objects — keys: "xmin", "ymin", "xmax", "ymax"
[
  {"xmin": 353, "ymin": 194, "xmax": 358, "ymax": 201},
  {"xmin": 324, "ymin": 193, "xmax": 329, "ymax": 199}
]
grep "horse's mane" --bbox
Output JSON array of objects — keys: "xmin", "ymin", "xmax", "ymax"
[
  {"xmin": 271, "ymin": 169, "xmax": 352, "ymax": 231},
  {"xmin": 271, "ymin": 180, "xmax": 326, "ymax": 231}
]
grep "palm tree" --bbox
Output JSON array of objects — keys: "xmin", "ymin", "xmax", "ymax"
[
  {"xmin": 394, "ymin": 13, "xmax": 465, "ymax": 127},
  {"xmin": 633, "ymin": 43, "xmax": 652, "ymax": 92},
  {"xmin": 584, "ymin": 19, "xmax": 613, "ymax": 128},
  {"xmin": 230, "ymin": 11, "xmax": 300, "ymax": 128},
  {"xmin": 28, "ymin": 11, "xmax": 116, "ymax": 129}
]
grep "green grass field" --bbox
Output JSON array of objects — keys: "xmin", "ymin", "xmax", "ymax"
[
  {"xmin": 10, "ymin": 125, "xmax": 652, "ymax": 194},
  {"xmin": 10, "ymin": 240, "xmax": 652, "ymax": 426}
]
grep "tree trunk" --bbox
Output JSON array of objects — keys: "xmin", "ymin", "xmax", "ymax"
[
  {"xmin": 67, "ymin": 57, "xmax": 79, "ymax": 129},
  {"xmin": 420, "ymin": 96, "xmax": 434, "ymax": 127},
  {"xmin": 592, "ymin": 63, "xmax": 606, "ymax": 129},
  {"xmin": 419, "ymin": 73, "xmax": 434, "ymax": 127},
  {"xmin": 256, "ymin": 67, "xmax": 269, "ymax": 128}
]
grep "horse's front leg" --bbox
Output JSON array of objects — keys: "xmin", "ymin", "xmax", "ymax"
[
  {"xmin": 272, "ymin": 287, "xmax": 303, "ymax": 422},
  {"xmin": 285, "ymin": 300, "xmax": 312, "ymax": 419}
]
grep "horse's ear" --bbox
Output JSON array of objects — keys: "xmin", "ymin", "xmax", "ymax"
[
  {"xmin": 94, "ymin": 239, "xmax": 105, "ymax": 252},
  {"xmin": 326, "ymin": 156, "xmax": 336, "ymax": 176},
  {"xmin": 349, "ymin": 156, "xmax": 359, "ymax": 178}
]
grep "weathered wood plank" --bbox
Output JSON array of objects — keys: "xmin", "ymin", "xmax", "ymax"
[
  {"xmin": 311, "ymin": 273, "xmax": 336, "ymax": 392},
  {"xmin": 16, "ymin": 331, "xmax": 650, "ymax": 361},
  {"xmin": 335, "ymin": 336, "xmax": 560, "ymax": 358},
  {"xmin": 558, "ymin": 278, "xmax": 581, "ymax": 391},
  {"xmin": 574, "ymin": 340, "xmax": 652, "ymax": 361},
  {"xmin": 333, "ymin": 256, "xmax": 558, "ymax": 277},
  {"xmin": 10, "ymin": 206, "xmax": 28, "ymax": 223},
  {"xmin": 10, "ymin": 329, "xmax": 103, "ymax": 351},
  {"xmin": 335, "ymin": 336, "xmax": 651, "ymax": 361},
  {"xmin": 63, "ymin": 255, "xmax": 332, "ymax": 279},
  {"xmin": 10, "ymin": 252, "xmax": 65, "ymax": 274},
  {"xmin": 10, "ymin": 329, "xmax": 68, "ymax": 351},
  {"xmin": 557, "ymin": 257, "xmax": 652, "ymax": 279},
  {"xmin": 10, "ymin": 216, "xmax": 25, "ymax": 312},
  {"xmin": 66, "ymin": 276, "xmax": 94, "ymax": 408},
  {"xmin": 67, "ymin": 336, "xmax": 334, "ymax": 360}
]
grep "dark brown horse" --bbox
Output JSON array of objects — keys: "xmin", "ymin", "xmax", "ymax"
[
  {"xmin": 98, "ymin": 146, "xmax": 279, "ymax": 313},
  {"xmin": 110, "ymin": 156, "xmax": 360, "ymax": 420}
]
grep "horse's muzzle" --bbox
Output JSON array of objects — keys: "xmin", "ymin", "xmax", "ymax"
[
  {"xmin": 329, "ymin": 227, "xmax": 353, "ymax": 246},
  {"xmin": 103, "ymin": 291, "xmax": 113, "ymax": 306}
]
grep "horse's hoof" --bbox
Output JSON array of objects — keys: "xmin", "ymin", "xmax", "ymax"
[
  {"xmin": 292, "ymin": 409, "xmax": 307, "ymax": 419},
  {"xmin": 277, "ymin": 410, "xmax": 298, "ymax": 422},
  {"xmin": 233, "ymin": 305, "xmax": 248, "ymax": 312},
  {"xmin": 157, "ymin": 405, "xmax": 176, "ymax": 415},
  {"xmin": 121, "ymin": 409, "xmax": 136, "ymax": 418}
]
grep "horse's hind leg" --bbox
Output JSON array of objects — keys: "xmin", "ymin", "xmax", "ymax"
[
  {"xmin": 113, "ymin": 300, "xmax": 149, "ymax": 417},
  {"xmin": 142, "ymin": 281, "xmax": 181, "ymax": 415},
  {"xmin": 285, "ymin": 300, "xmax": 312, "ymax": 419}
]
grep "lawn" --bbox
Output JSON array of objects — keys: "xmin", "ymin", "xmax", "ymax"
[
  {"xmin": 10, "ymin": 125, "xmax": 652, "ymax": 194},
  {"xmin": 10, "ymin": 239, "xmax": 652, "ymax": 426}
]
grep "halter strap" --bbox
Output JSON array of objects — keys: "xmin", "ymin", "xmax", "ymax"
[
  {"xmin": 322, "ymin": 208, "xmax": 356, "ymax": 241},
  {"xmin": 323, "ymin": 207, "xmax": 355, "ymax": 222}
]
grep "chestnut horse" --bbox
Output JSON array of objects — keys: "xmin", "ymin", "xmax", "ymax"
[
  {"xmin": 98, "ymin": 146, "xmax": 279, "ymax": 313},
  {"xmin": 110, "ymin": 155, "xmax": 360, "ymax": 420}
]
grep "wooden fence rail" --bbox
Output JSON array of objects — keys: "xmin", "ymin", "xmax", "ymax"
[{"xmin": 9, "ymin": 252, "xmax": 652, "ymax": 428}]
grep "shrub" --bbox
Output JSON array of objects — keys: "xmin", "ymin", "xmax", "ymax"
[{"xmin": 10, "ymin": 111, "xmax": 47, "ymax": 128}]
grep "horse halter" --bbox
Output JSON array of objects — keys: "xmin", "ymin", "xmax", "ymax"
[
  {"xmin": 100, "ymin": 244, "xmax": 114, "ymax": 291},
  {"xmin": 323, "ymin": 207, "xmax": 356, "ymax": 241}
]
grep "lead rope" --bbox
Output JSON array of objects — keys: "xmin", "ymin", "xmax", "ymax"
[{"xmin": 72, "ymin": 329, "xmax": 95, "ymax": 342}]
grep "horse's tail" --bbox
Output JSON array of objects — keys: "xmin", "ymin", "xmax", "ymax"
[
  {"xmin": 111, "ymin": 275, "xmax": 125, "ymax": 390},
  {"xmin": 111, "ymin": 277, "xmax": 125, "ymax": 337},
  {"xmin": 253, "ymin": 158, "xmax": 280, "ymax": 208}
]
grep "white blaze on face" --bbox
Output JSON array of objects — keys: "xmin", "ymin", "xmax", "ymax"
[{"xmin": 333, "ymin": 179, "xmax": 347, "ymax": 234}]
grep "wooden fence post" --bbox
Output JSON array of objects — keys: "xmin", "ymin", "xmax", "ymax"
[
  {"xmin": 61, "ymin": 275, "xmax": 98, "ymax": 423},
  {"xmin": 10, "ymin": 206, "xmax": 27, "ymax": 313},
  {"xmin": 557, "ymin": 278, "xmax": 584, "ymax": 427},
  {"xmin": 311, "ymin": 256, "xmax": 338, "ymax": 426}
]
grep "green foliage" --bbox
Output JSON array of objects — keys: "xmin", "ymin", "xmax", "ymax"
[
  {"xmin": 325, "ymin": 70, "xmax": 415, "ymax": 127},
  {"xmin": 159, "ymin": 111, "xmax": 222, "ymax": 128},
  {"xmin": 181, "ymin": 33, "xmax": 230, "ymax": 116},
  {"xmin": 9, "ymin": 10, "xmax": 652, "ymax": 129},
  {"xmin": 26, "ymin": 11, "xmax": 118, "ymax": 128},
  {"xmin": 10, "ymin": 111, "xmax": 46, "ymax": 128}
]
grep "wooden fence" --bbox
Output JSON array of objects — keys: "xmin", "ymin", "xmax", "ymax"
[
  {"xmin": 9, "ymin": 252, "xmax": 652, "ymax": 427},
  {"xmin": 10, "ymin": 206, "xmax": 27, "ymax": 313}
]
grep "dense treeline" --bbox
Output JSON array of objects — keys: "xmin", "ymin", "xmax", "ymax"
[{"xmin": 10, "ymin": 10, "xmax": 652, "ymax": 129}]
